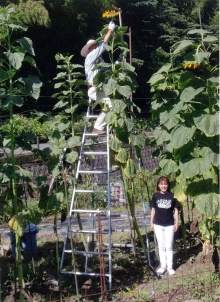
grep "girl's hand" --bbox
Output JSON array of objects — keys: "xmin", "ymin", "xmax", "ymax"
[
  {"xmin": 174, "ymin": 224, "xmax": 178, "ymax": 232},
  {"xmin": 150, "ymin": 208, "xmax": 155, "ymax": 232},
  {"xmin": 150, "ymin": 223, "xmax": 154, "ymax": 231}
]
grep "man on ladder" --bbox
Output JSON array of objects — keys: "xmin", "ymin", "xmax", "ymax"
[{"xmin": 80, "ymin": 21, "xmax": 116, "ymax": 135}]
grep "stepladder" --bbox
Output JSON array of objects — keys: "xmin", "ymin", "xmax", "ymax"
[{"xmin": 59, "ymin": 99, "xmax": 134, "ymax": 292}]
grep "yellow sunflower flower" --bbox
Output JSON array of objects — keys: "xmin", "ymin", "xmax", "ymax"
[
  {"xmin": 183, "ymin": 61, "xmax": 199, "ymax": 70},
  {"xmin": 102, "ymin": 10, "xmax": 119, "ymax": 18}
]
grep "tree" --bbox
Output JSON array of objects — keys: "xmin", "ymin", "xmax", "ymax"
[
  {"xmin": 1, "ymin": 0, "xmax": 218, "ymax": 115},
  {"xmin": 0, "ymin": 0, "xmax": 50, "ymax": 26}
]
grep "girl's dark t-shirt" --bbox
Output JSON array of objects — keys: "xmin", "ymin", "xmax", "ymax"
[{"xmin": 150, "ymin": 192, "xmax": 178, "ymax": 226}]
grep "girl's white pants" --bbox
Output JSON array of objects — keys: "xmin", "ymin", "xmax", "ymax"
[
  {"xmin": 88, "ymin": 87, "xmax": 112, "ymax": 131},
  {"xmin": 154, "ymin": 224, "xmax": 174, "ymax": 269}
]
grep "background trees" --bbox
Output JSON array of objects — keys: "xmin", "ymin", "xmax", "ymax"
[{"xmin": 0, "ymin": 0, "xmax": 218, "ymax": 116}]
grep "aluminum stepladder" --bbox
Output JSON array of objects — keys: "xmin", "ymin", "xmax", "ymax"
[{"xmin": 60, "ymin": 98, "xmax": 134, "ymax": 291}]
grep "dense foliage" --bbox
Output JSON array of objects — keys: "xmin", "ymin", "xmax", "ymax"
[
  {"xmin": 0, "ymin": 0, "xmax": 218, "ymax": 116},
  {"xmin": 0, "ymin": 1, "xmax": 219, "ymax": 300},
  {"xmin": 0, "ymin": 6, "xmax": 43, "ymax": 301},
  {"xmin": 148, "ymin": 27, "xmax": 219, "ymax": 257}
]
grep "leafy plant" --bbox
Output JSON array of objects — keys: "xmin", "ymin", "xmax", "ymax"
[
  {"xmin": 10, "ymin": 0, "xmax": 50, "ymax": 27},
  {"xmin": 0, "ymin": 5, "xmax": 42, "ymax": 301},
  {"xmin": 34, "ymin": 54, "xmax": 87, "ymax": 300},
  {"xmin": 38, "ymin": 54, "xmax": 87, "ymax": 215},
  {"xmin": 0, "ymin": 114, "xmax": 50, "ymax": 142},
  {"xmin": 93, "ymin": 24, "xmax": 149, "ymax": 256},
  {"xmin": 148, "ymin": 27, "xmax": 219, "ymax": 264}
]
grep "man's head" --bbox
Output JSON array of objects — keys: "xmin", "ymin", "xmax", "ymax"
[{"xmin": 80, "ymin": 39, "xmax": 97, "ymax": 57}]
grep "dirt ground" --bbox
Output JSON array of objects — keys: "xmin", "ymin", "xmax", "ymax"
[{"xmin": 0, "ymin": 218, "xmax": 219, "ymax": 302}]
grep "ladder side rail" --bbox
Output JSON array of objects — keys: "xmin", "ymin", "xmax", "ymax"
[
  {"xmin": 98, "ymin": 214, "xmax": 107, "ymax": 295},
  {"xmin": 60, "ymin": 235, "xmax": 68, "ymax": 271},
  {"xmin": 84, "ymin": 214, "xmax": 90, "ymax": 273},
  {"xmin": 75, "ymin": 103, "xmax": 93, "ymax": 274},
  {"xmin": 61, "ymin": 100, "xmax": 93, "ymax": 273},
  {"xmin": 106, "ymin": 125, "xmax": 112, "ymax": 289},
  {"xmin": 68, "ymin": 101, "xmax": 92, "ymax": 216}
]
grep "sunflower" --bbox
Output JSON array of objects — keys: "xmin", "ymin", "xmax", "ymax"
[
  {"xmin": 184, "ymin": 61, "xmax": 199, "ymax": 69},
  {"xmin": 102, "ymin": 10, "xmax": 119, "ymax": 18}
]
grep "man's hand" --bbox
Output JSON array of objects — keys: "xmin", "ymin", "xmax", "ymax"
[
  {"xmin": 104, "ymin": 21, "xmax": 115, "ymax": 43},
  {"xmin": 108, "ymin": 21, "xmax": 116, "ymax": 31}
]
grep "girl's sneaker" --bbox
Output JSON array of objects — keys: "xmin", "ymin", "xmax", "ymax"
[
  {"xmin": 156, "ymin": 267, "xmax": 166, "ymax": 274},
  {"xmin": 168, "ymin": 268, "xmax": 175, "ymax": 275}
]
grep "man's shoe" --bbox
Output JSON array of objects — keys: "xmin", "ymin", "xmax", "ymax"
[{"xmin": 92, "ymin": 128, "xmax": 106, "ymax": 135}]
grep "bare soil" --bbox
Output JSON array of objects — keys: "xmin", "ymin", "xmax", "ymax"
[{"xmin": 0, "ymin": 219, "xmax": 219, "ymax": 302}]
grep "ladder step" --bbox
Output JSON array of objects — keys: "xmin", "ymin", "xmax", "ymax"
[
  {"xmin": 67, "ymin": 211, "xmax": 136, "ymax": 218},
  {"xmin": 60, "ymin": 271, "xmax": 110, "ymax": 277},
  {"xmin": 71, "ymin": 228, "xmax": 131, "ymax": 233},
  {"xmin": 84, "ymin": 151, "xmax": 107, "ymax": 155},
  {"xmin": 105, "ymin": 228, "xmax": 131, "ymax": 232},
  {"xmin": 84, "ymin": 133, "xmax": 106, "ymax": 137},
  {"xmin": 75, "ymin": 189, "xmax": 108, "ymax": 193},
  {"xmin": 71, "ymin": 209, "xmax": 108, "ymax": 214},
  {"xmin": 113, "ymin": 228, "xmax": 131, "ymax": 232},
  {"xmin": 78, "ymin": 170, "xmax": 109, "ymax": 174},
  {"xmin": 87, "ymin": 115, "xmax": 99, "ymax": 119},
  {"xmin": 112, "ymin": 243, "xmax": 133, "ymax": 248},
  {"xmin": 70, "ymin": 229, "xmax": 109, "ymax": 234},
  {"xmin": 101, "ymin": 243, "xmax": 133, "ymax": 248},
  {"xmin": 64, "ymin": 250, "xmax": 109, "ymax": 256}
]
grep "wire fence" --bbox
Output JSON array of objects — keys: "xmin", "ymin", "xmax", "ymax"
[
  {"xmin": 0, "ymin": 143, "xmax": 160, "ymax": 200},
  {"xmin": 24, "ymin": 266, "xmax": 219, "ymax": 302},
  {"xmin": 64, "ymin": 267, "xmax": 220, "ymax": 302}
]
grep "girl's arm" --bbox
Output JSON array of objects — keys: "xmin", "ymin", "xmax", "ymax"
[
  {"xmin": 174, "ymin": 208, "xmax": 179, "ymax": 232},
  {"xmin": 150, "ymin": 207, "xmax": 156, "ymax": 231}
]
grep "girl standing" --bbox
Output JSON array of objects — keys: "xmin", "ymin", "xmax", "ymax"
[{"xmin": 150, "ymin": 176, "xmax": 179, "ymax": 275}]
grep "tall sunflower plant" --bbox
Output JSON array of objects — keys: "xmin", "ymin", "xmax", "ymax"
[
  {"xmin": 93, "ymin": 19, "xmax": 148, "ymax": 255},
  {"xmin": 0, "ymin": 6, "xmax": 42, "ymax": 301},
  {"xmin": 148, "ymin": 28, "xmax": 219, "ymax": 264}
]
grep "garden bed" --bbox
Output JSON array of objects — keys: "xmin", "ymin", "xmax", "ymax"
[{"xmin": 1, "ymin": 218, "xmax": 219, "ymax": 301}]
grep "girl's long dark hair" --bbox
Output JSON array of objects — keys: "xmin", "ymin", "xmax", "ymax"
[{"xmin": 156, "ymin": 176, "xmax": 170, "ymax": 192}]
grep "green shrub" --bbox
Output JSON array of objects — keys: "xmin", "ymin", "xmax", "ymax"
[{"xmin": 0, "ymin": 114, "xmax": 50, "ymax": 140}]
